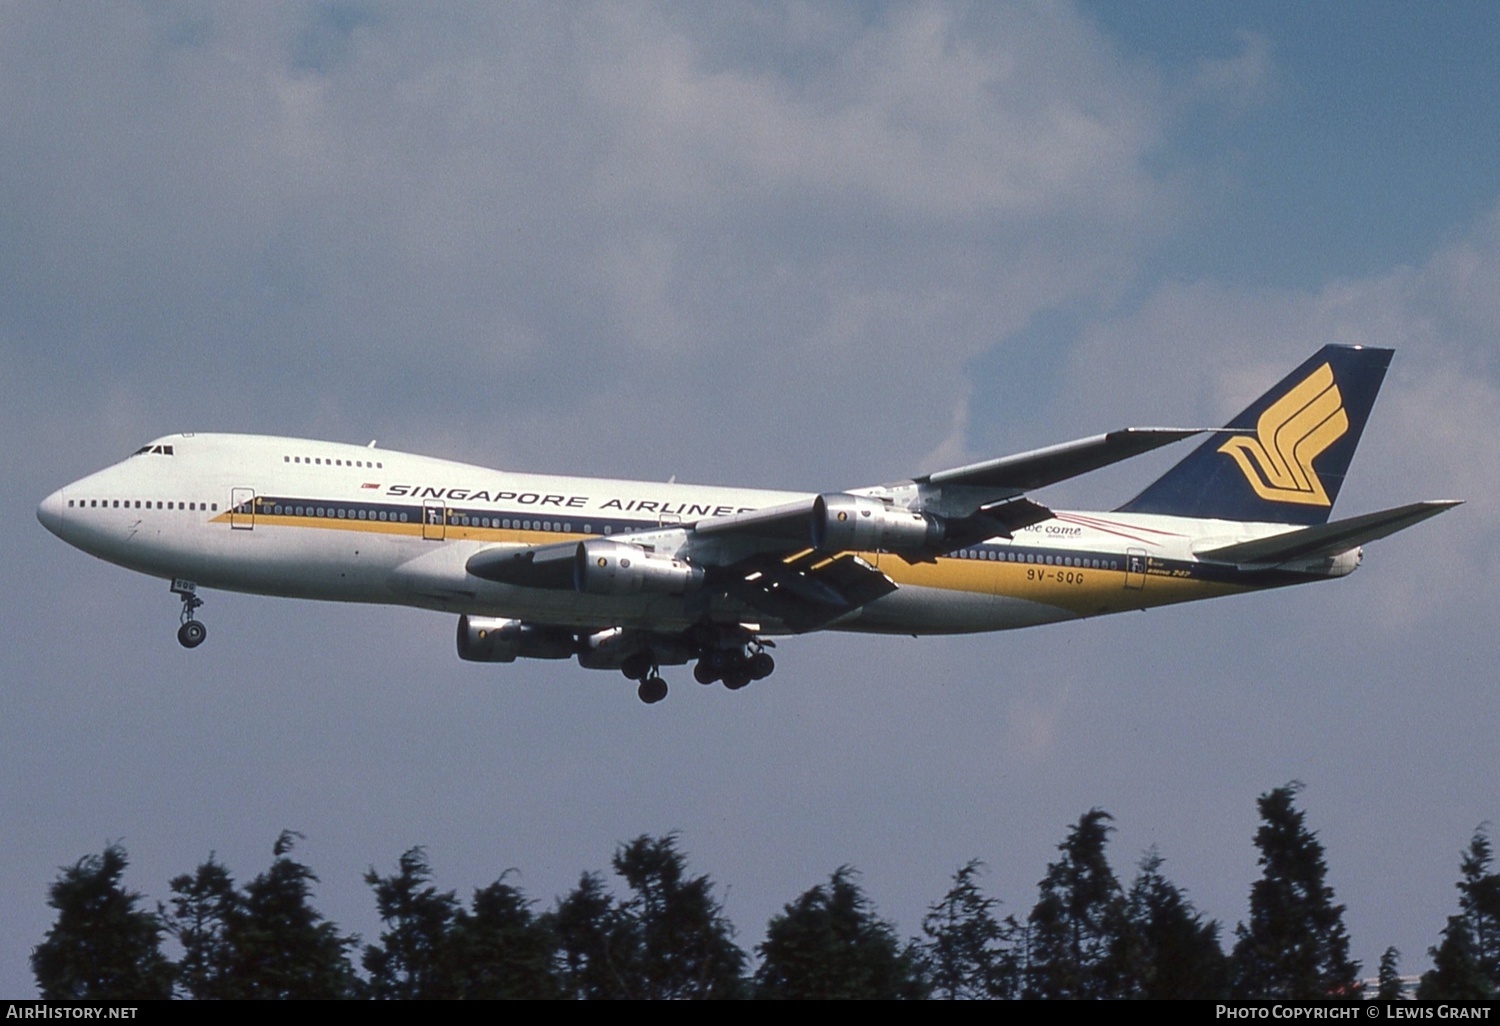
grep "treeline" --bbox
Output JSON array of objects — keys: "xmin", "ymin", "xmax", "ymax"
[{"xmin": 31, "ymin": 784, "xmax": 1500, "ymax": 1000}]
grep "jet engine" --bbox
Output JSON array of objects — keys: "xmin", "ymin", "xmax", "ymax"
[
  {"xmin": 811, "ymin": 493, "xmax": 944, "ymax": 552},
  {"xmin": 456, "ymin": 615, "xmax": 575, "ymax": 662},
  {"xmin": 572, "ymin": 539, "xmax": 705, "ymax": 596},
  {"xmin": 576, "ymin": 627, "xmax": 694, "ymax": 670}
]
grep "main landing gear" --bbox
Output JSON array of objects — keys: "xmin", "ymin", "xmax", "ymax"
[
  {"xmin": 171, "ymin": 579, "xmax": 207, "ymax": 649},
  {"xmin": 618, "ymin": 653, "xmax": 669, "ymax": 704},
  {"xmin": 693, "ymin": 647, "xmax": 774, "ymax": 690},
  {"xmin": 619, "ymin": 638, "xmax": 777, "ymax": 703}
]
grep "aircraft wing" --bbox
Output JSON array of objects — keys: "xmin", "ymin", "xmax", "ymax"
[
  {"xmin": 914, "ymin": 427, "xmax": 1201, "ymax": 491},
  {"xmin": 721, "ymin": 550, "xmax": 898, "ymax": 632},
  {"xmin": 466, "ymin": 427, "xmax": 1201, "ymax": 622},
  {"xmin": 691, "ymin": 427, "xmax": 1200, "ymax": 545},
  {"xmin": 1194, "ymin": 500, "xmax": 1461, "ymax": 566}
]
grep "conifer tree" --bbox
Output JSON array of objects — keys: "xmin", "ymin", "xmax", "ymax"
[
  {"xmin": 1118, "ymin": 850, "xmax": 1229, "ymax": 999},
  {"xmin": 921, "ymin": 860, "xmax": 1020, "ymax": 999},
  {"xmin": 1376, "ymin": 946, "xmax": 1405, "ymax": 1000},
  {"xmin": 232, "ymin": 831, "xmax": 358, "ymax": 999},
  {"xmin": 549, "ymin": 870, "xmax": 635, "ymax": 999},
  {"xmin": 1231, "ymin": 784, "xmax": 1360, "ymax": 998},
  {"xmin": 1025, "ymin": 809, "xmax": 1127, "ymax": 998},
  {"xmin": 1418, "ymin": 916, "xmax": 1495, "ymax": 1000},
  {"xmin": 32, "ymin": 845, "xmax": 173, "ymax": 1000},
  {"xmin": 1417, "ymin": 828, "xmax": 1500, "ymax": 1000},
  {"xmin": 1458, "ymin": 828, "xmax": 1500, "ymax": 987},
  {"xmin": 362, "ymin": 847, "xmax": 462, "ymax": 998},
  {"xmin": 756, "ymin": 867, "xmax": 926, "ymax": 999},
  {"xmin": 164, "ymin": 856, "xmax": 241, "ymax": 999},
  {"xmin": 610, "ymin": 834, "xmax": 745, "ymax": 999},
  {"xmin": 453, "ymin": 873, "xmax": 561, "ymax": 998}
]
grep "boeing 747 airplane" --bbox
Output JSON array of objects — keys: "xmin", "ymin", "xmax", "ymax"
[{"xmin": 37, "ymin": 345, "xmax": 1456, "ymax": 702}]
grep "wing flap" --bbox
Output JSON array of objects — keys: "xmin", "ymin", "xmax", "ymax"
[
  {"xmin": 1194, "ymin": 500, "xmax": 1460, "ymax": 566},
  {"xmin": 723, "ymin": 551, "xmax": 897, "ymax": 632}
]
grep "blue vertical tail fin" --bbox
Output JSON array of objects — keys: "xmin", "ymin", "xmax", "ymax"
[{"xmin": 1116, "ymin": 345, "xmax": 1392, "ymax": 525}]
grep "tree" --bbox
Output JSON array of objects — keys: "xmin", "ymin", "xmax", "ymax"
[
  {"xmin": 452, "ymin": 874, "xmax": 561, "ymax": 998},
  {"xmin": 362, "ymin": 847, "xmax": 462, "ymax": 999},
  {"xmin": 1376, "ymin": 946, "xmax": 1404, "ymax": 1001},
  {"xmin": 1417, "ymin": 828, "xmax": 1500, "ymax": 1000},
  {"xmin": 921, "ymin": 860, "xmax": 1020, "ymax": 999},
  {"xmin": 1119, "ymin": 850, "xmax": 1229, "ymax": 999},
  {"xmin": 755, "ymin": 867, "xmax": 926, "ymax": 999},
  {"xmin": 32, "ymin": 844, "xmax": 173, "ymax": 1000},
  {"xmin": 1231, "ymin": 784, "xmax": 1360, "ymax": 998},
  {"xmin": 1457, "ymin": 828, "xmax": 1500, "ymax": 987},
  {"xmin": 1025, "ymin": 809, "xmax": 1127, "ymax": 999},
  {"xmin": 232, "ymin": 831, "xmax": 358, "ymax": 999},
  {"xmin": 548, "ymin": 835, "xmax": 743, "ymax": 999},
  {"xmin": 164, "ymin": 856, "xmax": 242, "ymax": 999},
  {"xmin": 610, "ymin": 834, "xmax": 745, "ymax": 999},
  {"xmin": 1418, "ymin": 916, "xmax": 1495, "ymax": 1000},
  {"xmin": 549, "ymin": 870, "xmax": 637, "ymax": 999}
]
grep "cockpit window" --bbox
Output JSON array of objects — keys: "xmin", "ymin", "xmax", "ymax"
[{"xmin": 129, "ymin": 444, "xmax": 175, "ymax": 457}]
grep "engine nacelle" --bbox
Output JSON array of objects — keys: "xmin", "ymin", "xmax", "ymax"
[
  {"xmin": 811, "ymin": 493, "xmax": 944, "ymax": 552},
  {"xmin": 456, "ymin": 615, "xmax": 575, "ymax": 662},
  {"xmin": 573, "ymin": 539, "xmax": 705, "ymax": 596},
  {"xmin": 576, "ymin": 627, "xmax": 694, "ymax": 670}
]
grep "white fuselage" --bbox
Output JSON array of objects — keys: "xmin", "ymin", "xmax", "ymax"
[{"xmin": 38, "ymin": 433, "xmax": 1348, "ymax": 640}]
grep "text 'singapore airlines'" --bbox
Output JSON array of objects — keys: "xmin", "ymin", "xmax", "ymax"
[{"xmin": 38, "ymin": 346, "xmax": 1457, "ymax": 703}]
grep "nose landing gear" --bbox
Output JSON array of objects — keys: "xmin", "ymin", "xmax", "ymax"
[{"xmin": 171, "ymin": 579, "xmax": 207, "ymax": 649}]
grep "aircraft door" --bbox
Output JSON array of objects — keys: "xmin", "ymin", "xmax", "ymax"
[
  {"xmin": 422, "ymin": 500, "xmax": 447, "ymax": 541},
  {"xmin": 1124, "ymin": 548, "xmax": 1146, "ymax": 590},
  {"xmin": 230, "ymin": 488, "xmax": 255, "ymax": 530}
]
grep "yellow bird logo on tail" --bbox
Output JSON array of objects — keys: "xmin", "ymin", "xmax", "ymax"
[{"xmin": 1218, "ymin": 362, "xmax": 1348, "ymax": 506}]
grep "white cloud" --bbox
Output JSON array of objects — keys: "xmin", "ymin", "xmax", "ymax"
[
  {"xmin": 1055, "ymin": 202, "xmax": 1500, "ymax": 626},
  {"xmin": 0, "ymin": 1, "xmax": 1179, "ymax": 488},
  {"xmin": 1191, "ymin": 29, "xmax": 1275, "ymax": 112}
]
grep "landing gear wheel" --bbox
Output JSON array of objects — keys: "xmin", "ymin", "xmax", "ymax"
[
  {"xmin": 172, "ymin": 580, "xmax": 206, "ymax": 649},
  {"xmin": 748, "ymin": 652, "xmax": 775, "ymax": 680},
  {"xmin": 620, "ymin": 652, "xmax": 653, "ymax": 682},
  {"xmin": 637, "ymin": 676, "xmax": 668, "ymax": 704},
  {"xmin": 723, "ymin": 670, "xmax": 751, "ymax": 690},
  {"xmin": 693, "ymin": 661, "xmax": 719, "ymax": 685},
  {"xmin": 177, "ymin": 620, "xmax": 207, "ymax": 649}
]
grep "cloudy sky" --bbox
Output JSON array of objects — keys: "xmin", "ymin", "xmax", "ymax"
[{"xmin": 3, "ymin": 1, "xmax": 1498, "ymax": 994}]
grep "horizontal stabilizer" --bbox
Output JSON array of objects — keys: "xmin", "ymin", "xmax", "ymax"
[
  {"xmin": 918, "ymin": 428, "xmax": 1201, "ymax": 492},
  {"xmin": 1195, "ymin": 500, "xmax": 1460, "ymax": 566}
]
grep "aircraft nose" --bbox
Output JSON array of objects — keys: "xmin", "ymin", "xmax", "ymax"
[{"xmin": 37, "ymin": 488, "xmax": 67, "ymax": 537}]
